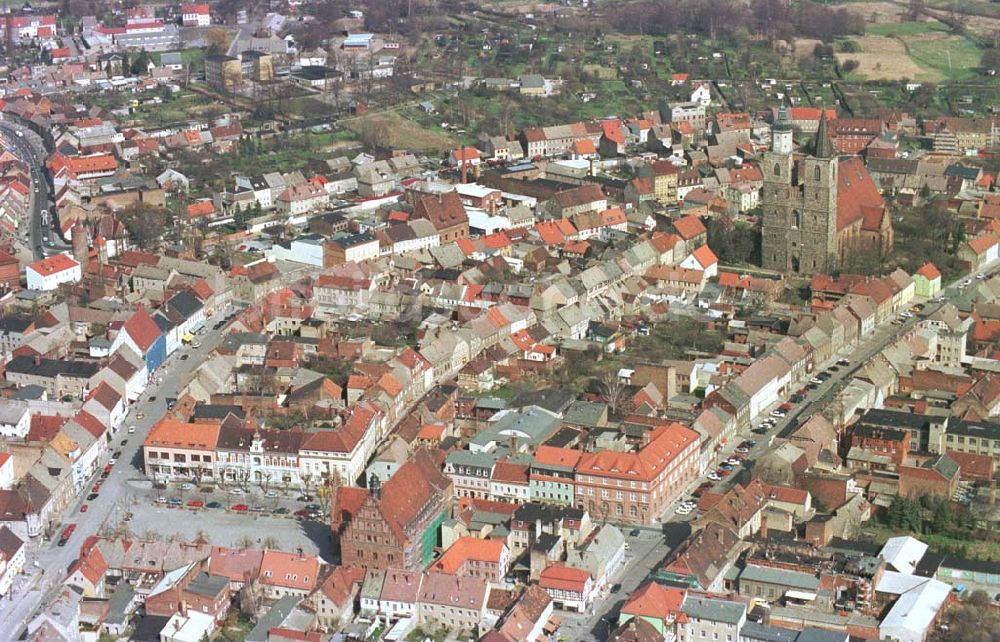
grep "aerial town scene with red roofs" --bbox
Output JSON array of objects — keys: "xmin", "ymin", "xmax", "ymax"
[{"xmin": 0, "ymin": 0, "xmax": 997, "ymax": 641}]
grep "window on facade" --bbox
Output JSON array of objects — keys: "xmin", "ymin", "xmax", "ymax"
[
  {"xmin": 773, "ymin": 163, "xmax": 780, "ymax": 177},
  {"xmin": 616, "ymin": 504, "xmax": 623, "ymax": 516},
  {"xmin": 814, "ymin": 166, "xmax": 821, "ymax": 181},
  {"xmin": 792, "ymin": 210, "xmax": 800, "ymax": 229}
]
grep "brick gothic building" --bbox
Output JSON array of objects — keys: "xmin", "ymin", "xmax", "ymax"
[
  {"xmin": 332, "ymin": 448, "xmax": 453, "ymax": 570},
  {"xmin": 761, "ymin": 107, "xmax": 893, "ymax": 275},
  {"xmin": 411, "ymin": 190, "xmax": 470, "ymax": 244}
]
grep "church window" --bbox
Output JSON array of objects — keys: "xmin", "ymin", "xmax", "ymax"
[
  {"xmin": 791, "ymin": 256, "xmax": 800, "ymax": 272},
  {"xmin": 814, "ymin": 166, "xmax": 821, "ymax": 181},
  {"xmin": 773, "ymin": 163, "xmax": 780, "ymax": 177},
  {"xmin": 792, "ymin": 210, "xmax": 801, "ymax": 229}
]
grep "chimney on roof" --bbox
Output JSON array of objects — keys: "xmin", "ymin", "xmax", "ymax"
[{"xmin": 760, "ymin": 516, "xmax": 768, "ymax": 539}]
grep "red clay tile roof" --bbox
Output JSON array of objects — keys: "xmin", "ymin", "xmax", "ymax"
[
  {"xmin": 539, "ymin": 564, "xmax": 590, "ymax": 592},
  {"xmin": 532, "ymin": 445, "xmax": 583, "ymax": 469},
  {"xmin": 553, "ymin": 184, "xmax": 605, "ymax": 210},
  {"xmin": 319, "ymin": 565, "xmax": 365, "ymax": 607},
  {"xmin": 144, "ymin": 417, "xmax": 220, "ymax": 450},
  {"xmin": 491, "ymin": 461, "xmax": 529, "ymax": 484},
  {"xmin": 186, "ymin": 200, "xmax": 215, "ymax": 219},
  {"xmin": 332, "ymin": 486, "xmax": 368, "ymax": 523},
  {"xmin": 968, "ymin": 233, "xmax": 998, "ymax": 255},
  {"xmin": 915, "ymin": 263, "xmax": 941, "ymax": 281},
  {"xmin": 259, "ymin": 550, "xmax": 320, "ymax": 591},
  {"xmin": 413, "ymin": 190, "xmax": 468, "ymax": 232},
  {"xmin": 535, "ymin": 219, "xmax": 577, "ymax": 245},
  {"xmin": 789, "ymin": 107, "xmax": 837, "ymax": 122},
  {"xmin": 122, "ymin": 305, "xmax": 161, "ymax": 351},
  {"xmin": 28, "ymin": 253, "xmax": 79, "ymax": 276},
  {"xmin": 432, "ymin": 536, "xmax": 506, "ymax": 574},
  {"xmin": 650, "ymin": 160, "xmax": 679, "ymax": 177},
  {"xmin": 208, "ymin": 546, "xmax": 264, "ymax": 584},
  {"xmin": 73, "ymin": 410, "xmax": 106, "ymax": 439},
  {"xmin": 689, "ymin": 244, "xmax": 718, "ymax": 269},
  {"xmin": 376, "ymin": 448, "xmax": 451, "ymax": 543},
  {"xmin": 621, "ymin": 581, "xmax": 686, "ymax": 619},
  {"xmin": 837, "ymin": 157, "xmax": 885, "ymax": 232},
  {"xmin": 673, "ymin": 215, "xmax": 706, "ymax": 240},
  {"xmin": 576, "ymin": 423, "xmax": 698, "ymax": 482},
  {"xmin": 28, "ymin": 415, "xmax": 68, "ymax": 442}
]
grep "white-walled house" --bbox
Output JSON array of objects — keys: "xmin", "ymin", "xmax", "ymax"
[{"xmin": 26, "ymin": 254, "xmax": 81, "ymax": 291}]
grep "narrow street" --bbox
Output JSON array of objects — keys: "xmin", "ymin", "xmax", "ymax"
[
  {"xmin": 556, "ymin": 262, "xmax": 997, "ymax": 641},
  {"xmin": 0, "ymin": 316, "xmax": 235, "ymax": 642}
]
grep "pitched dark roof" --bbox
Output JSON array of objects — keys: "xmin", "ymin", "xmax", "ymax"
[
  {"xmin": 813, "ymin": 112, "xmax": 835, "ymax": 159},
  {"xmin": 6, "ymin": 356, "xmax": 99, "ymax": 379}
]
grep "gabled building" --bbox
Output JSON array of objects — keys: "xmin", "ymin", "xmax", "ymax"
[{"xmin": 335, "ymin": 448, "xmax": 452, "ymax": 570}]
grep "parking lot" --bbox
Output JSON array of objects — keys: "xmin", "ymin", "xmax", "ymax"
[{"xmin": 124, "ymin": 501, "xmax": 334, "ymax": 560}]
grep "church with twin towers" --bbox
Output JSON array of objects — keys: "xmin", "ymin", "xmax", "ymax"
[{"xmin": 761, "ymin": 106, "xmax": 893, "ymax": 275}]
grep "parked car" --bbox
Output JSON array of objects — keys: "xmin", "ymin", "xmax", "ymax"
[
  {"xmin": 167, "ymin": 498, "xmax": 183, "ymax": 506},
  {"xmin": 155, "ymin": 496, "xmax": 168, "ymax": 504},
  {"xmin": 80, "ymin": 504, "xmax": 89, "ymax": 513},
  {"xmin": 293, "ymin": 509, "xmax": 312, "ymax": 519},
  {"xmin": 228, "ymin": 488, "xmax": 245, "ymax": 495},
  {"xmin": 87, "ymin": 493, "xmax": 98, "ymax": 501},
  {"xmin": 837, "ymin": 358, "xmax": 851, "ymax": 366},
  {"xmin": 675, "ymin": 505, "xmax": 693, "ymax": 515},
  {"xmin": 187, "ymin": 500, "xmax": 204, "ymax": 508},
  {"xmin": 206, "ymin": 501, "xmax": 222, "ymax": 509},
  {"xmin": 707, "ymin": 472, "xmax": 721, "ymax": 481},
  {"xmin": 629, "ymin": 528, "xmax": 640, "ymax": 537},
  {"xmin": 231, "ymin": 504, "xmax": 249, "ymax": 512},
  {"xmin": 273, "ymin": 507, "xmax": 290, "ymax": 515},
  {"xmin": 128, "ymin": 425, "xmax": 137, "ymax": 433},
  {"xmin": 92, "ymin": 483, "xmax": 101, "ymax": 493}
]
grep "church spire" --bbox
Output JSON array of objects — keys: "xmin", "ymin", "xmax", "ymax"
[{"xmin": 814, "ymin": 111, "xmax": 835, "ymax": 159}]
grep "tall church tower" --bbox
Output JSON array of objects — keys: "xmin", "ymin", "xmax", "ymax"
[
  {"xmin": 72, "ymin": 218, "xmax": 90, "ymax": 271},
  {"xmin": 761, "ymin": 109, "xmax": 839, "ymax": 275}
]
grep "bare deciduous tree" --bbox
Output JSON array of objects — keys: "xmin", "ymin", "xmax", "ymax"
[{"xmin": 599, "ymin": 372, "xmax": 629, "ymax": 414}]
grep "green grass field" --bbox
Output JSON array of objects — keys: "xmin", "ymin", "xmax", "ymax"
[
  {"xmin": 905, "ymin": 34, "xmax": 983, "ymax": 81},
  {"xmin": 866, "ymin": 21, "xmax": 949, "ymax": 37}
]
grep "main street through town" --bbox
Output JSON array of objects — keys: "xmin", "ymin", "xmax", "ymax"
[
  {"xmin": 0, "ymin": 116, "xmax": 58, "ymax": 261},
  {"xmin": 0, "ymin": 318, "xmax": 235, "ymax": 641},
  {"xmin": 557, "ymin": 264, "xmax": 995, "ymax": 642}
]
